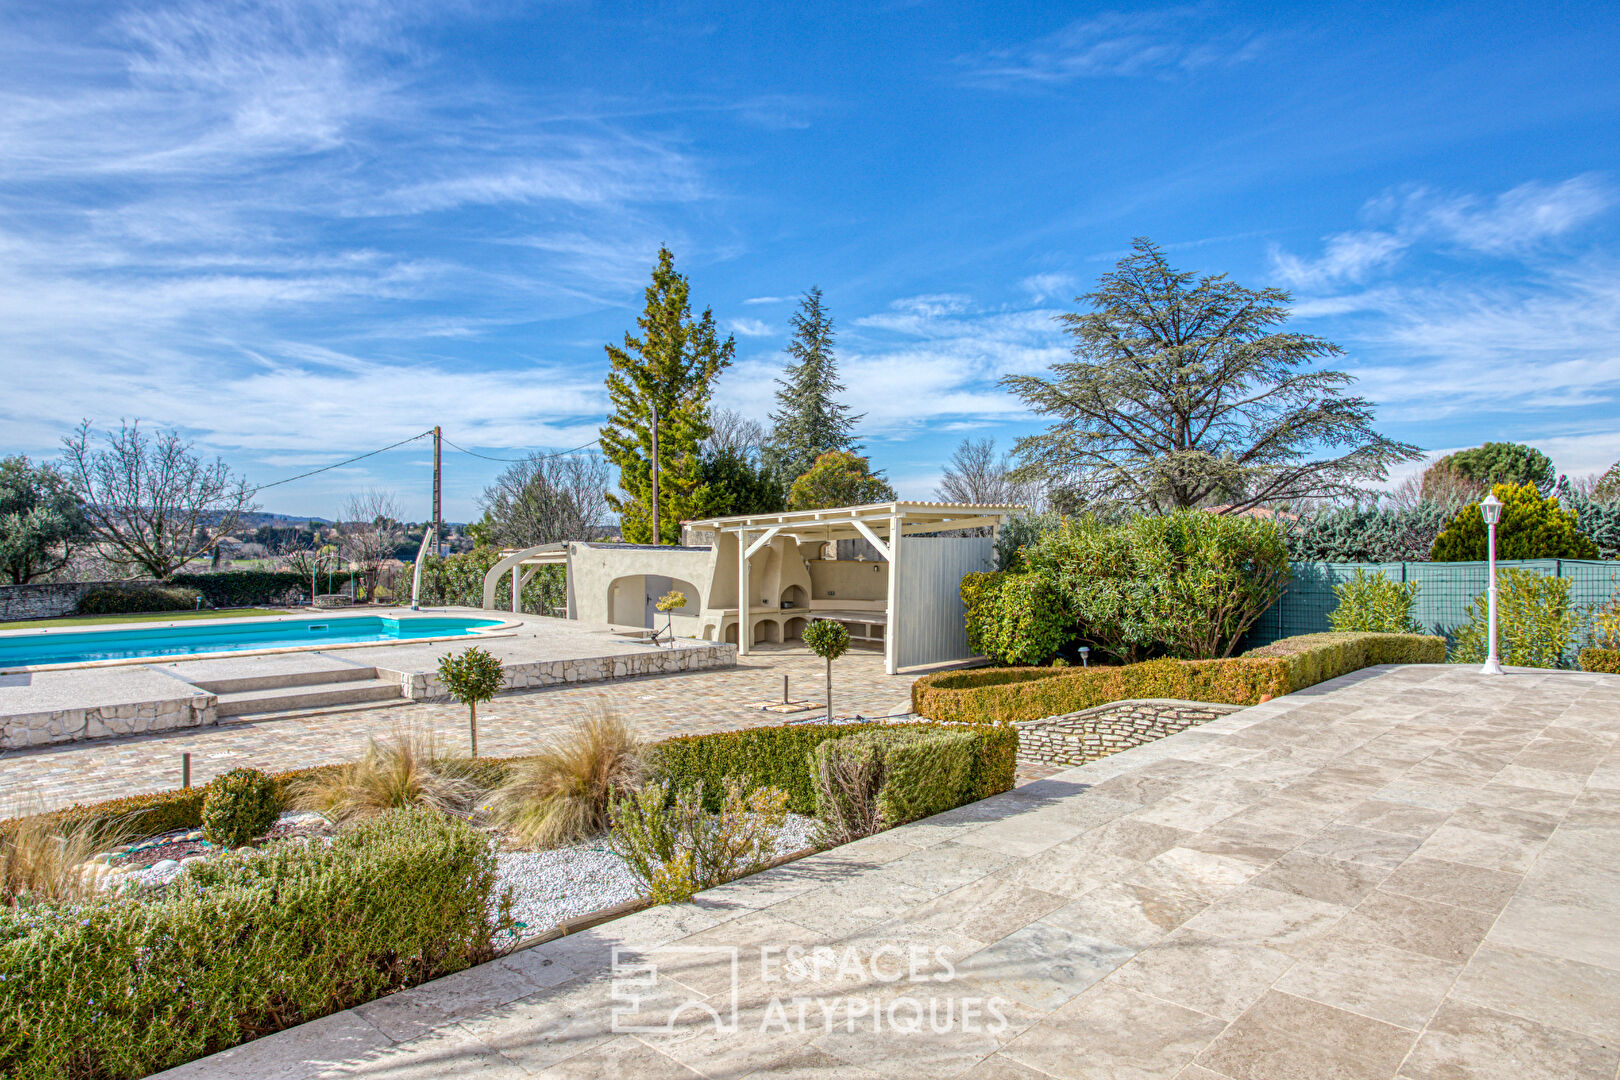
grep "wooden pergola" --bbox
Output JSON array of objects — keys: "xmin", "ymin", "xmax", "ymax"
[{"xmin": 687, "ymin": 501, "xmax": 1022, "ymax": 674}]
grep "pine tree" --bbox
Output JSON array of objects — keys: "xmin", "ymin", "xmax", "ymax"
[
  {"xmin": 764, "ymin": 288, "xmax": 863, "ymax": 485},
  {"xmin": 600, "ymin": 248, "xmax": 734, "ymax": 543}
]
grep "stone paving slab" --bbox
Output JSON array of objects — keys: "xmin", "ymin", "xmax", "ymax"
[
  {"xmin": 0, "ymin": 645, "xmax": 912, "ymax": 811},
  {"xmin": 156, "ymin": 664, "xmax": 1620, "ymax": 1079}
]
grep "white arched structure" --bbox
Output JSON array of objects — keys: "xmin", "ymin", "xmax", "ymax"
[{"xmin": 481, "ymin": 543, "xmax": 569, "ymax": 614}]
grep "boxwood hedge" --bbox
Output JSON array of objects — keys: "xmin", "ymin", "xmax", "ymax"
[
  {"xmin": 912, "ymin": 632, "xmax": 1446, "ymax": 725},
  {"xmin": 0, "ymin": 808, "xmax": 509, "ymax": 1080},
  {"xmin": 645, "ymin": 720, "xmax": 1018, "ymax": 815}
]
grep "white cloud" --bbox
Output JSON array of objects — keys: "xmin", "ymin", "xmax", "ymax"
[
  {"xmin": 1019, "ymin": 272, "xmax": 1078, "ymax": 303},
  {"xmin": 727, "ymin": 317, "xmax": 774, "ymax": 337},
  {"xmin": 742, "ymin": 295, "xmax": 790, "ymax": 305},
  {"xmin": 1271, "ymin": 175, "xmax": 1613, "ymax": 287},
  {"xmin": 965, "ymin": 8, "xmax": 1264, "ymax": 85}
]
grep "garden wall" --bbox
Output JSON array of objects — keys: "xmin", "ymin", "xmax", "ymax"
[
  {"xmin": 0, "ymin": 580, "xmax": 155, "ymax": 622},
  {"xmin": 1014, "ymin": 698, "xmax": 1244, "ymax": 769},
  {"xmin": 1246, "ymin": 559, "xmax": 1620, "ymax": 647}
]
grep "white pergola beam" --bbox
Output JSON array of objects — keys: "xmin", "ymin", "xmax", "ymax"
[
  {"xmin": 744, "ymin": 526, "xmax": 781, "ymax": 559},
  {"xmin": 849, "ymin": 518, "xmax": 892, "ymax": 561}
]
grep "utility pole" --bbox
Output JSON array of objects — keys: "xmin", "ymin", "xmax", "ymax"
[
  {"xmin": 432, "ymin": 425, "xmax": 442, "ymax": 557},
  {"xmin": 649, "ymin": 400, "xmax": 660, "ymax": 546}
]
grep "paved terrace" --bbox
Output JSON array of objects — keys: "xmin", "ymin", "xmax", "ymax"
[
  {"xmin": 0, "ymin": 645, "xmax": 913, "ymax": 812},
  {"xmin": 161, "ymin": 664, "xmax": 1620, "ymax": 1080}
]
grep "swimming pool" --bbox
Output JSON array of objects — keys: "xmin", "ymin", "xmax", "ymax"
[{"xmin": 0, "ymin": 614, "xmax": 507, "ymax": 670}]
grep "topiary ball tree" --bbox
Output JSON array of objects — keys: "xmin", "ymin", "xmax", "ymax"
[
  {"xmin": 1431, "ymin": 482, "xmax": 1599, "ymax": 562},
  {"xmin": 801, "ymin": 618, "xmax": 851, "ymax": 722},
  {"xmin": 437, "ymin": 645, "xmax": 505, "ymax": 757},
  {"xmin": 201, "ymin": 767, "xmax": 280, "ymax": 848}
]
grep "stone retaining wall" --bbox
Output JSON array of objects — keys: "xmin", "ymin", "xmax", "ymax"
[
  {"xmin": 389, "ymin": 640, "xmax": 738, "ymax": 701},
  {"xmin": 0, "ymin": 580, "xmax": 157, "ymax": 622},
  {"xmin": 1014, "ymin": 698, "xmax": 1245, "ymax": 768},
  {"xmin": 2, "ymin": 694, "xmax": 217, "ymax": 751}
]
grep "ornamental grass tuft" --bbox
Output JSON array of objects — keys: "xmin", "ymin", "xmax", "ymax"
[
  {"xmin": 289, "ymin": 729, "xmax": 482, "ymax": 824},
  {"xmin": 489, "ymin": 703, "xmax": 641, "ymax": 848}
]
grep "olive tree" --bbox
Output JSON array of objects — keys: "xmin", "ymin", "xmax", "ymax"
[{"xmin": 0, "ymin": 456, "xmax": 88, "ymax": 583}]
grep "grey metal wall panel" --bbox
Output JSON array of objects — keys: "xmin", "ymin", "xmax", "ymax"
[{"xmin": 895, "ymin": 536, "xmax": 996, "ymax": 668}]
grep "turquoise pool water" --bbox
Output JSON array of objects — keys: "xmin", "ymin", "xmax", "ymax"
[{"xmin": 0, "ymin": 615, "xmax": 505, "ymax": 670}]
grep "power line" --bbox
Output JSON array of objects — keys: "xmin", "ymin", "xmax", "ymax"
[
  {"xmin": 245, "ymin": 430, "xmax": 434, "ymax": 496},
  {"xmin": 439, "ymin": 435, "xmax": 601, "ymax": 463}
]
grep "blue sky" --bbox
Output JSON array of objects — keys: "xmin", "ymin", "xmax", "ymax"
[{"xmin": 2, "ymin": 0, "xmax": 1618, "ymax": 520}]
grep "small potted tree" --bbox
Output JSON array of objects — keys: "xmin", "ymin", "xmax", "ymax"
[
  {"xmin": 654, "ymin": 589, "xmax": 687, "ymax": 646},
  {"xmin": 437, "ymin": 645, "xmax": 505, "ymax": 757},
  {"xmin": 801, "ymin": 618, "xmax": 851, "ymax": 722}
]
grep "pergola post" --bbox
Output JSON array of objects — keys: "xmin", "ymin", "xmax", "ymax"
[
  {"xmin": 885, "ymin": 511, "xmax": 902, "ymax": 675},
  {"xmin": 511, "ymin": 566, "xmax": 524, "ymax": 614},
  {"xmin": 737, "ymin": 528, "xmax": 751, "ymax": 655}
]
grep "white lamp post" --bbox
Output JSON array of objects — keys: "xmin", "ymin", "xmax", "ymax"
[{"xmin": 1480, "ymin": 492, "xmax": 1503, "ymax": 675}]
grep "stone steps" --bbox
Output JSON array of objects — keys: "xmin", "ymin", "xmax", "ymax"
[{"xmin": 215, "ymin": 677, "xmax": 406, "ymax": 719}]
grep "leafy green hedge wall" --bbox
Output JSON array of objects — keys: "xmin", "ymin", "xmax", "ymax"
[
  {"xmin": 0, "ymin": 809, "xmax": 507, "ymax": 1080},
  {"xmin": 1579, "ymin": 648, "xmax": 1620, "ymax": 674},
  {"xmin": 76, "ymin": 586, "xmax": 202, "ymax": 615},
  {"xmin": 171, "ymin": 570, "xmax": 356, "ymax": 607},
  {"xmin": 646, "ymin": 720, "xmax": 1017, "ymax": 815},
  {"xmin": 913, "ymin": 632, "xmax": 1446, "ymax": 724}
]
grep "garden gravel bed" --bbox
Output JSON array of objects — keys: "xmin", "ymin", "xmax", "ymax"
[{"xmin": 495, "ymin": 813, "xmax": 818, "ymax": 934}]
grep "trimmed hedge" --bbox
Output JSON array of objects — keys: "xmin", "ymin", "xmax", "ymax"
[
  {"xmin": 8, "ymin": 756, "xmax": 525, "ymax": 842},
  {"xmin": 815, "ymin": 727, "xmax": 978, "ymax": 831},
  {"xmin": 646, "ymin": 720, "xmax": 1017, "ymax": 815},
  {"xmin": 913, "ymin": 632, "xmax": 1446, "ymax": 725},
  {"xmin": 76, "ymin": 586, "xmax": 202, "ymax": 615},
  {"xmin": 171, "ymin": 570, "xmax": 354, "ymax": 607},
  {"xmin": 0, "ymin": 809, "xmax": 508, "ymax": 1080},
  {"xmin": 1579, "ymin": 648, "xmax": 1620, "ymax": 674},
  {"xmin": 8, "ymin": 723, "xmax": 1021, "ymax": 852}
]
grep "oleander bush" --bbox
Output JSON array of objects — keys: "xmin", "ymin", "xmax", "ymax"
[
  {"xmin": 0, "ymin": 808, "xmax": 511, "ymax": 1080},
  {"xmin": 1327, "ymin": 569, "xmax": 1423, "ymax": 634},
  {"xmin": 1450, "ymin": 568, "xmax": 1580, "ymax": 669},
  {"xmin": 1579, "ymin": 648, "xmax": 1620, "ymax": 673},
  {"xmin": 199, "ymin": 767, "xmax": 280, "ymax": 848},
  {"xmin": 811, "ymin": 727, "xmax": 977, "ymax": 843},
  {"xmin": 75, "ymin": 585, "xmax": 202, "ymax": 615},
  {"xmin": 914, "ymin": 632, "xmax": 1446, "ymax": 724},
  {"xmin": 646, "ymin": 720, "xmax": 1017, "ymax": 815}
]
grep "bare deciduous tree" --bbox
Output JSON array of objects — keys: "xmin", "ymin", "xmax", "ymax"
[
  {"xmin": 704, "ymin": 408, "xmax": 770, "ymax": 460},
  {"xmin": 61, "ymin": 420, "xmax": 255, "ymax": 579},
  {"xmin": 339, "ymin": 490, "xmax": 401, "ymax": 601},
  {"xmin": 480, "ymin": 453, "xmax": 610, "ymax": 547},
  {"xmin": 936, "ymin": 437, "xmax": 1036, "ymax": 506}
]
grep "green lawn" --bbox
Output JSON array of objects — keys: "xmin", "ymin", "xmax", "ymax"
[{"xmin": 0, "ymin": 608, "xmax": 287, "ymax": 629}]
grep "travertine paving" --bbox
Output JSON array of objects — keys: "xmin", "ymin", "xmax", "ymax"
[
  {"xmin": 0, "ymin": 645, "xmax": 911, "ymax": 812},
  {"xmin": 158, "ymin": 664, "xmax": 1620, "ymax": 1079}
]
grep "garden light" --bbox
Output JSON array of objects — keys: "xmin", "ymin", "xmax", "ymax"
[{"xmin": 1480, "ymin": 493, "xmax": 1503, "ymax": 676}]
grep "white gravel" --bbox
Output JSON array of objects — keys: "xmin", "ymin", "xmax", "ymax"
[{"xmin": 495, "ymin": 813, "xmax": 819, "ymax": 935}]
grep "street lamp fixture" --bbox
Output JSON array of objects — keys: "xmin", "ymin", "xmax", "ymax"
[{"xmin": 1480, "ymin": 493, "xmax": 1503, "ymax": 676}]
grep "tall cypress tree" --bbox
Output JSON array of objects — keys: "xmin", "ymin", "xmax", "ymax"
[
  {"xmin": 600, "ymin": 247, "xmax": 734, "ymax": 543},
  {"xmin": 764, "ymin": 288, "xmax": 863, "ymax": 485}
]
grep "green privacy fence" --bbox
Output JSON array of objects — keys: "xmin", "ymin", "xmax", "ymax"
[{"xmin": 1245, "ymin": 559, "xmax": 1620, "ymax": 648}]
